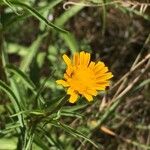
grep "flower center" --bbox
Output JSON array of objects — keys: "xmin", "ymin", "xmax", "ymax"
[{"xmin": 69, "ymin": 66, "xmax": 95, "ymax": 94}]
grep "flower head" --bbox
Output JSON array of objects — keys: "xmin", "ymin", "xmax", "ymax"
[{"xmin": 56, "ymin": 51, "xmax": 113, "ymax": 103}]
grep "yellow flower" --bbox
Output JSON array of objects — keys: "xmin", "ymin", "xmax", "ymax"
[{"xmin": 56, "ymin": 51, "xmax": 113, "ymax": 103}]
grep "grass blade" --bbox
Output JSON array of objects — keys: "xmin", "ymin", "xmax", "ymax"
[
  {"xmin": 0, "ymin": 80, "xmax": 24, "ymax": 127},
  {"xmin": 58, "ymin": 122, "xmax": 99, "ymax": 149},
  {"xmin": 6, "ymin": 64, "xmax": 36, "ymax": 90},
  {"xmin": 1, "ymin": 0, "xmax": 68, "ymax": 33},
  {"xmin": 2, "ymin": 0, "xmax": 63, "ymax": 30}
]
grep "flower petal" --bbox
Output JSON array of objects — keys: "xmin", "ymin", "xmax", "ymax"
[
  {"xmin": 56, "ymin": 80, "xmax": 69, "ymax": 87},
  {"xmin": 73, "ymin": 52, "xmax": 80, "ymax": 66},
  {"xmin": 84, "ymin": 52, "xmax": 90, "ymax": 66},
  {"xmin": 94, "ymin": 61, "xmax": 105, "ymax": 72},
  {"xmin": 64, "ymin": 73, "xmax": 69, "ymax": 80},
  {"xmin": 66, "ymin": 67, "xmax": 73, "ymax": 76},
  {"xmin": 89, "ymin": 61, "xmax": 95, "ymax": 69},
  {"xmin": 83, "ymin": 94, "xmax": 93, "ymax": 102},
  {"xmin": 63, "ymin": 54, "xmax": 71, "ymax": 66},
  {"xmin": 69, "ymin": 92, "xmax": 78, "ymax": 103},
  {"xmin": 96, "ymin": 81, "xmax": 110, "ymax": 85},
  {"xmin": 96, "ymin": 72, "xmax": 113, "ymax": 80},
  {"xmin": 94, "ymin": 82, "xmax": 110, "ymax": 90},
  {"xmin": 87, "ymin": 89, "xmax": 98, "ymax": 96},
  {"xmin": 94, "ymin": 86, "xmax": 106, "ymax": 90},
  {"xmin": 79, "ymin": 51, "xmax": 85, "ymax": 65},
  {"xmin": 67, "ymin": 87, "xmax": 74, "ymax": 94},
  {"xmin": 95, "ymin": 67, "xmax": 108, "ymax": 75}
]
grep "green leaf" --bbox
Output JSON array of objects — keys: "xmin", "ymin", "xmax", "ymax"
[
  {"xmin": 6, "ymin": 64, "xmax": 36, "ymax": 90},
  {"xmin": 2, "ymin": 0, "xmax": 63, "ymax": 30},
  {"xmin": 1, "ymin": 123, "xmax": 21, "ymax": 134},
  {"xmin": 1, "ymin": 0, "xmax": 68, "ymax": 33},
  {"xmin": 38, "ymin": 127, "xmax": 64, "ymax": 150},
  {"xmin": 60, "ymin": 111, "xmax": 83, "ymax": 118},
  {"xmin": 0, "ymin": 138, "xmax": 17, "ymax": 150},
  {"xmin": 58, "ymin": 122, "xmax": 99, "ymax": 149},
  {"xmin": 20, "ymin": 34, "xmax": 44, "ymax": 72},
  {"xmin": 61, "ymin": 33, "xmax": 79, "ymax": 53},
  {"xmin": 6, "ymin": 64, "xmax": 45, "ymax": 107},
  {"xmin": 134, "ymin": 79, "xmax": 150, "ymax": 91},
  {"xmin": 34, "ymin": 134, "xmax": 50, "ymax": 150},
  {"xmin": 62, "ymin": 104, "xmax": 88, "ymax": 112},
  {"xmin": 55, "ymin": 5, "xmax": 84, "ymax": 53},
  {"xmin": 0, "ymin": 80, "xmax": 24, "ymax": 127},
  {"xmin": 55, "ymin": 5, "xmax": 84, "ymax": 27}
]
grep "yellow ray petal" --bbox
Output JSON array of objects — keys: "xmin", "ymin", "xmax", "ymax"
[
  {"xmin": 66, "ymin": 67, "xmax": 74, "ymax": 76},
  {"xmin": 84, "ymin": 52, "xmax": 91, "ymax": 66},
  {"xmin": 56, "ymin": 80, "xmax": 69, "ymax": 87},
  {"xmin": 94, "ymin": 86, "xmax": 106, "ymax": 90},
  {"xmin": 63, "ymin": 54, "xmax": 71, "ymax": 66},
  {"xmin": 96, "ymin": 81, "xmax": 110, "ymax": 86},
  {"xmin": 64, "ymin": 73, "xmax": 69, "ymax": 80},
  {"xmin": 89, "ymin": 61, "xmax": 95, "ymax": 69},
  {"xmin": 67, "ymin": 87, "xmax": 74, "ymax": 94},
  {"xmin": 69, "ymin": 93, "xmax": 78, "ymax": 103},
  {"xmin": 95, "ymin": 67, "xmax": 108, "ymax": 74},
  {"xmin": 96, "ymin": 72, "xmax": 113, "ymax": 80},
  {"xmin": 79, "ymin": 51, "xmax": 85, "ymax": 65},
  {"xmin": 94, "ymin": 61, "xmax": 105, "ymax": 72},
  {"xmin": 87, "ymin": 89, "xmax": 98, "ymax": 96},
  {"xmin": 95, "ymin": 82, "xmax": 110, "ymax": 87},
  {"xmin": 83, "ymin": 93, "xmax": 93, "ymax": 102},
  {"xmin": 73, "ymin": 53, "xmax": 80, "ymax": 66}
]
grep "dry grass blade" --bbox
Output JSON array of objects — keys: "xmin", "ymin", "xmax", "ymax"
[
  {"xmin": 63, "ymin": 0, "xmax": 120, "ymax": 9},
  {"xmin": 120, "ymin": 0, "xmax": 150, "ymax": 14},
  {"xmin": 111, "ymin": 53, "xmax": 150, "ymax": 90},
  {"xmin": 100, "ymin": 126, "xmax": 150, "ymax": 149},
  {"xmin": 109, "ymin": 56, "xmax": 150, "ymax": 105}
]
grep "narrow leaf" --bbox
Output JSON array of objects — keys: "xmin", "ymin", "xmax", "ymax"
[
  {"xmin": 0, "ymin": 80, "xmax": 24, "ymax": 127},
  {"xmin": 2, "ymin": 0, "xmax": 68, "ymax": 33},
  {"xmin": 6, "ymin": 64, "xmax": 35, "ymax": 90}
]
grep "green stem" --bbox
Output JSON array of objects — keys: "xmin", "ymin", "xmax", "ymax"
[
  {"xmin": 22, "ymin": 95, "xmax": 69, "ymax": 149},
  {"xmin": 1, "ymin": 0, "xmax": 68, "ymax": 34},
  {"xmin": 101, "ymin": 0, "xmax": 106, "ymax": 36},
  {"xmin": 0, "ymin": 24, "xmax": 6, "ymax": 81},
  {"xmin": 45, "ymin": 95, "xmax": 69, "ymax": 117}
]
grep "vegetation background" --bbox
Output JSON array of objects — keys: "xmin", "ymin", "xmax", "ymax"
[{"xmin": 0, "ymin": 0, "xmax": 150, "ymax": 149}]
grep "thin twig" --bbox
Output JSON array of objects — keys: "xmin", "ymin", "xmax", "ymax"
[
  {"xmin": 63, "ymin": 1, "xmax": 120, "ymax": 9},
  {"xmin": 112, "ymin": 33, "xmax": 150, "ymax": 98},
  {"xmin": 111, "ymin": 53, "xmax": 150, "ymax": 90},
  {"xmin": 109, "ymin": 58, "xmax": 150, "ymax": 105}
]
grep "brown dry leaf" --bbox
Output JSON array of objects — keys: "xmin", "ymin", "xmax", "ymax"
[{"xmin": 100, "ymin": 126, "xmax": 116, "ymax": 136}]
